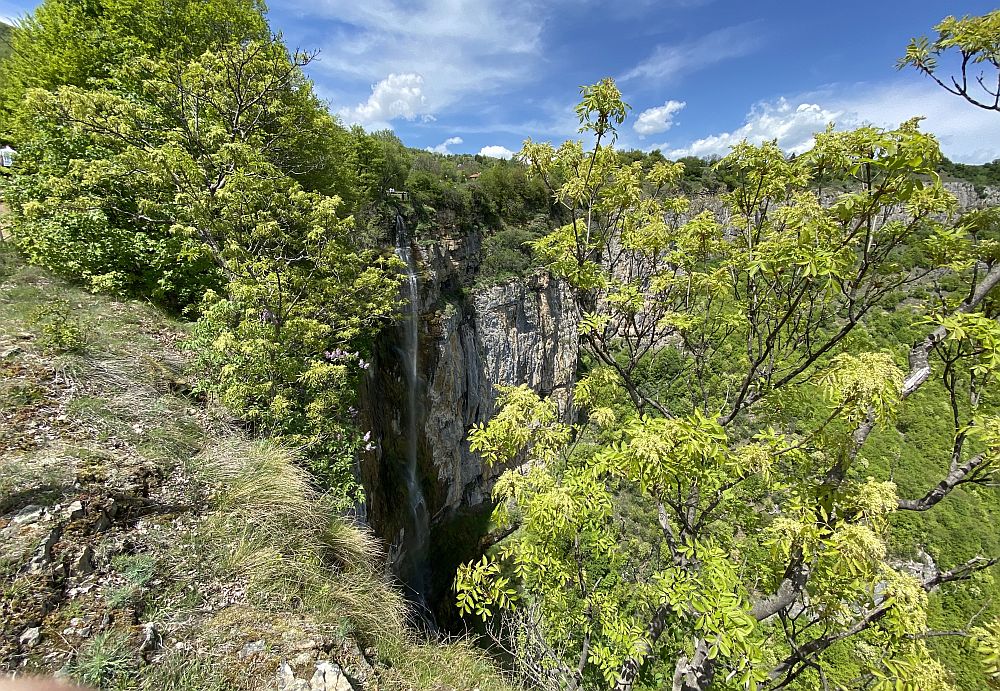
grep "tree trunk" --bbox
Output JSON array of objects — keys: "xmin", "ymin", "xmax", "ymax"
[
  {"xmin": 614, "ymin": 638, "xmax": 714, "ymax": 691},
  {"xmin": 671, "ymin": 639, "xmax": 714, "ymax": 691}
]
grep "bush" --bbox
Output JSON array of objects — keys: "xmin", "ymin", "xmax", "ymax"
[
  {"xmin": 30, "ymin": 301, "xmax": 86, "ymax": 353},
  {"xmin": 478, "ymin": 221, "xmax": 547, "ymax": 285},
  {"xmin": 69, "ymin": 629, "xmax": 138, "ymax": 688}
]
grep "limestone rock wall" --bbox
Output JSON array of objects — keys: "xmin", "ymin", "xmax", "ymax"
[
  {"xmin": 423, "ymin": 271, "xmax": 578, "ymax": 512},
  {"xmin": 358, "ymin": 222, "xmax": 578, "ymax": 577}
]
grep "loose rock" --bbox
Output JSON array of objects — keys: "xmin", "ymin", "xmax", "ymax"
[
  {"xmin": 310, "ymin": 661, "xmax": 354, "ymax": 691},
  {"xmin": 29, "ymin": 527, "xmax": 60, "ymax": 570},
  {"xmin": 19, "ymin": 627, "xmax": 42, "ymax": 648},
  {"xmin": 66, "ymin": 500, "xmax": 85, "ymax": 521},
  {"xmin": 12, "ymin": 505, "xmax": 46, "ymax": 525},
  {"xmin": 73, "ymin": 546, "xmax": 95, "ymax": 575},
  {"xmin": 277, "ymin": 661, "xmax": 309, "ymax": 691},
  {"xmin": 240, "ymin": 639, "xmax": 266, "ymax": 658}
]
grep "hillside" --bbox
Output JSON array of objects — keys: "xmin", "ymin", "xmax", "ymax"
[
  {"xmin": 0, "ymin": 22, "xmax": 12, "ymax": 63},
  {"xmin": 0, "ymin": 243, "xmax": 511, "ymax": 691}
]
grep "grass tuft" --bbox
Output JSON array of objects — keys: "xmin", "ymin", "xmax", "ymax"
[
  {"xmin": 68, "ymin": 629, "xmax": 138, "ymax": 688},
  {"xmin": 193, "ymin": 441, "xmax": 409, "ymax": 644}
]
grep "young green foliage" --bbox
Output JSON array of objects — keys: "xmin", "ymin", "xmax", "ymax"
[
  {"xmin": 457, "ymin": 76, "xmax": 1000, "ymax": 691},
  {"xmin": 1, "ymin": 1, "xmax": 402, "ymax": 500},
  {"xmin": 900, "ymin": 10, "xmax": 1000, "ymax": 112}
]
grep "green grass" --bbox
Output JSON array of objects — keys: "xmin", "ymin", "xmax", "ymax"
[
  {"xmin": 69, "ymin": 630, "xmax": 139, "ymax": 689},
  {"xmin": 106, "ymin": 555, "xmax": 158, "ymax": 609},
  {"xmin": 137, "ymin": 649, "xmax": 229, "ymax": 691}
]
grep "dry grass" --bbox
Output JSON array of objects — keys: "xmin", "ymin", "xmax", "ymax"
[{"xmin": 192, "ymin": 440, "xmax": 409, "ymax": 644}]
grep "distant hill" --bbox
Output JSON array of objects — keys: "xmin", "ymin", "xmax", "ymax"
[
  {"xmin": 0, "ymin": 21, "xmax": 13, "ymax": 62},
  {"xmin": 939, "ymin": 157, "xmax": 1000, "ymax": 191}
]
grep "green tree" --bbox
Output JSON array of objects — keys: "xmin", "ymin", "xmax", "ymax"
[
  {"xmin": 456, "ymin": 78, "xmax": 1000, "ymax": 690},
  {"xmin": 900, "ymin": 10, "xmax": 1000, "ymax": 112},
  {"xmin": 2, "ymin": 3, "xmax": 401, "ymax": 498},
  {"xmin": 902, "ymin": 11, "xmax": 1000, "ymax": 688},
  {"xmin": 0, "ymin": 0, "xmax": 269, "ymax": 127}
]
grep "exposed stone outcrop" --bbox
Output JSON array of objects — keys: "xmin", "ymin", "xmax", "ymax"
[
  {"xmin": 363, "ymin": 225, "xmax": 577, "ymax": 507},
  {"xmin": 277, "ymin": 660, "xmax": 356, "ymax": 691},
  {"xmin": 423, "ymin": 272, "xmax": 577, "ymax": 511},
  {"xmin": 945, "ymin": 180, "xmax": 1000, "ymax": 209},
  {"xmin": 362, "ymin": 181, "xmax": 998, "ymax": 612}
]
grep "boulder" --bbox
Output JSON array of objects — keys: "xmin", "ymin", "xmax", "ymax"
[
  {"xmin": 73, "ymin": 546, "xmax": 95, "ymax": 575},
  {"xmin": 277, "ymin": 661, "xmax": 355, "ymax": 691},
  {"xmin": 310, "ymin": 662, "xmax": 354, "ymax": 691},
  {"xmin": 66, "ymin": 500, "xmax": 85, "ymax": 521},
  {"xmin": 12, "ymin": 505, "xmax": 46, "ymax": 525}
]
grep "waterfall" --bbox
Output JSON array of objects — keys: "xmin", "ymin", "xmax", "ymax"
[{"xmin": 393, "ymin": 215, "xmax": 431, "ymax": 603}]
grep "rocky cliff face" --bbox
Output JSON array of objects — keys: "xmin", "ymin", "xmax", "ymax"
[
  {"xmin": 358, "ymin": 220, "xmax": 578, "ymax": 609},
  {"xmin": 423, "ymin": 270, "xmax": 578, "ymax": 511},
  {"xmin": 360, "ymin": 180, "xmax": 998, "ymax": 608}
]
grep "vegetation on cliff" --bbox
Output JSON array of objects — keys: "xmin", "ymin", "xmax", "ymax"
[{"xmin": 0, "ymin": 245, "xmax": 512, "ymax": 690}]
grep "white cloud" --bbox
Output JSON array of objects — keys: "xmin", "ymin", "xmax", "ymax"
[
  {"xmin": 478, "ymin": 145, "xmax": 515, "ymax": 159},
  {"xmin": 634, "ymin": 100, "xmax": 686, "ymax": 136},
  {"xmin": 621, "ymin": 24, "xmax": 763, "ymax": 84},
  {"xmin": 427, "ymin": 136, "xmax": 464, "ymax": 154},
  {"xmin": 297, "ymin": 0, "xmax": 544, "ymax": 116},
  {"xmin": 339, "ymin": 73, "xmax": 430, "ymax": 128},
  {"xmin": 662, "ymin": 81, "xmax": 1000, "ymax": 164},
  {"xmin": 825, "ymin": 82, "xmax": 1000, "ymax": 164},
  {"xmin": 664, "ymin": 99, "xmax": 840, "ymax": 158}
]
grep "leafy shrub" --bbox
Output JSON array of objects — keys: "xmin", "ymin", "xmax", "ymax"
[
  {"xmin": 477, "ymin": 220, "xmax": 548, "ymax": 285},
  {"xmin": 30, "ymin": 301, "xmax": 86, "ymax": 353}
]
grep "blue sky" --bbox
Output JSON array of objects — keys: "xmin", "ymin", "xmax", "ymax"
[{"xmin": 2, "ymin": 0, "xmax": 999, "ymax": 162}]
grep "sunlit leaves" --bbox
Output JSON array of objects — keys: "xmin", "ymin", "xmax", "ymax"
[
  {"xmin": 721, "ymin": 139, "xmax": 804, "ymax": 219},
  {"xmin": 528, "ymin": 222, "xmax": 606, "ymax": 289},
  {"xmin": 575, "ymin": 77, "xmax": 630, "ymax": 140},
  {"xmin": 870, "ymin": 647, "xmax": 953, "ymax": 691},
  {"xmin": 973, "ymin": 620, "xmax": 1000, "ymax": 688},
  {"xmin": 933, "ymin": 313, "xmax": 1000, "ymax": 378},
  {"xmin": 851, "ymin": 478, "xmax": 899, "ymax": 525},
  {"xmin": 900, "ymin": 10, "xmax": 1000, "ymax": 113},
  {"xmin": 459, "ymin": 73, "xmax": 993, "ymax": 689},
  {"xmin": 455, "ymin": 556, "xmax": 517, "ymax": 618},
  {"xmin": 900, "ymin": 10, "xmax": 1000, "ymax": 74},
  {"xmin": 596, "ymin": 411, "xmax": 729, "ymax": 494},
  {"xmin": 819, "ymin": 352, "xmax": 905, "ymax": 425},
  {"xmin": 468, "ymin": 385, "xmax": 571, "ymax": 467}
]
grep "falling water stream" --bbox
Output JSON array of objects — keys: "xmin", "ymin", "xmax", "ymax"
[{"xmin": 393, "ymin": 215, "xmax": 432, "ymax": 605}]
